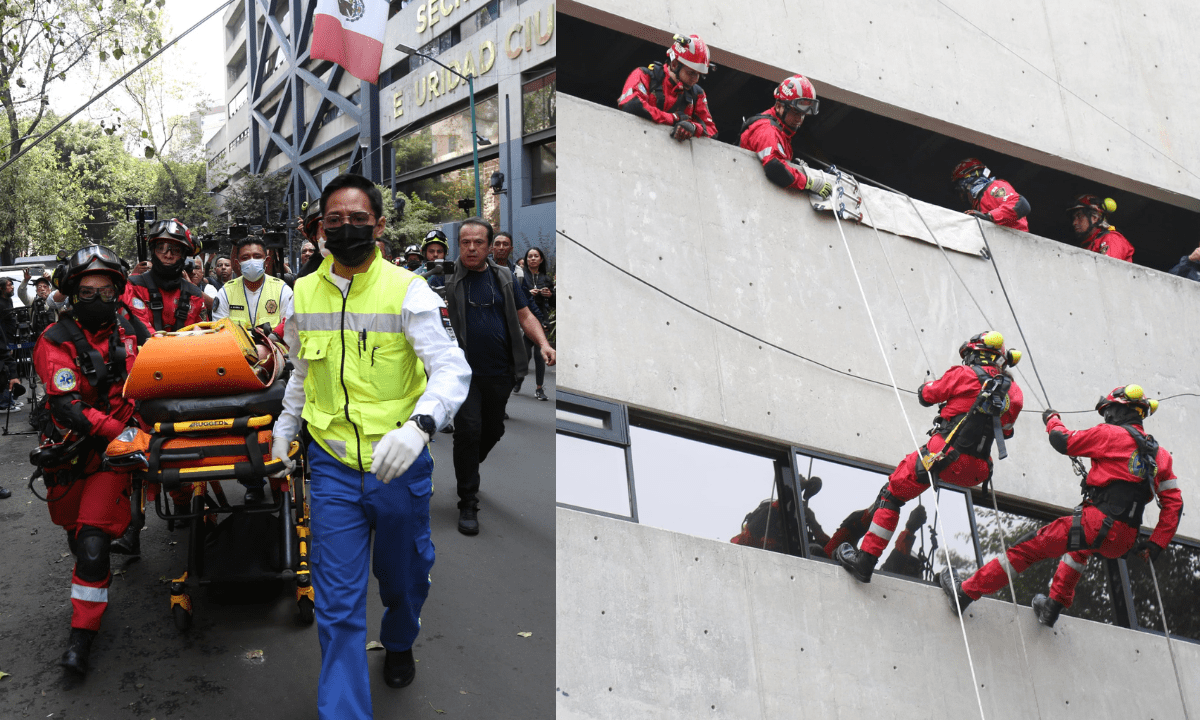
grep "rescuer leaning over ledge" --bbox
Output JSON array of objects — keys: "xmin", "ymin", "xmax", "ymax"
[
  {"xmin": 738, "ymin": 74, "xmax": 835, "ymax": 200},
  {"xmin": 618, "ymin": 33, "xmax": 718, "ymax": 142}
]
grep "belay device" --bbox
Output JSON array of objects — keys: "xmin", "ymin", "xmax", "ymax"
[{"xmin": 808, "ymin": 165, "xmax": 864, "ymax": 222}]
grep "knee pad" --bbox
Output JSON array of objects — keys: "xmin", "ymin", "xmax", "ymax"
[
  {"xmin": 75, "ymin": 525, "xmax": 110, "ymax": 583},
  {"xmin": 66, "ymin": 528, "xmax": 79, "ymax": 557}
]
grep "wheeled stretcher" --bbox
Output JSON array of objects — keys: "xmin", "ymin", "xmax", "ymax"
[{"xmin": 117, "ymin": 321, "xmax": 314, "ymax": 629}]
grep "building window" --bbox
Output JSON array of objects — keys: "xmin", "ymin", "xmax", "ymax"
[
  {"xmin": 972, "ymin": 504, "xmax": 1116, "ymax": 626},
  {"xmin": 380, "ymin": 58, "xmax": 411, "ymax": 88},
  {"xmin": 229, "ymin": 85, "xmax": 248, "ymax": 117},
  {"xmin": 529, "ymin": 140, "xmax": 555, "ymax": 201},
  {"xmin": 392, "ymin": 96, "xmax": 500, "ymax": 175},
  {"xmin": 229, "ymin": 128, "xmax": 250, "ymax": 151},
  {"xmin": 460, "ymin": 0, "xmax": 500, "ymax": 37},
  {"xmin": 1124, "ymin": 540, "xmax": 1200, "ymax": 642},
  {"xmin": 522, "ymin": 70, "xmax": 555, "ymax": 135},
  {"xmin": 556, "ymin": 393, "xmax": 634, "ymax": 519},
  {"xmin": 397, "ymin": 156, "xmax": 501, "ymax": 227},
  {"xmin": 227, "ymin": 53, "xmax": 247, "ymax": 86},
  {"xmin": 388, "ymin": 0, "xmax": 415, "ymax": 19},
  {"xmin": 409, "ymin": 26, "xmax": 460, "ymax": 70}
]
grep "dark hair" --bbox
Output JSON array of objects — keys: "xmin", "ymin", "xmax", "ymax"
[
  {"xmin": 459, "ymin": 216, "xmax": 494, "ymax": 244},
  {"xmin": 376, "ymin": 239, "xmax": 393, "ymax": 259},
  {"xmin": 321, "ymin": 173, "xmax": 383, "ymax": 219},
  {"xmin": 494, "ymin": 231, "xmax": 513, "ymax": 243},
  {"xmin": 232, "ymin": 237, "xmax": 266, "ymax": 259},
  {"xmin": 524, "ymin": 246, "xmax": 550, "ymax": 275}
]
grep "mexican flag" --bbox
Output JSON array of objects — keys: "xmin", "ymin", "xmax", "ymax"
[{"xmin": 311, "ymin": 0, "xmax": 387, "ymax": 84}]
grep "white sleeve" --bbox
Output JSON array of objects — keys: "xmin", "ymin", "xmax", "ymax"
[
  {"xmin": 281, "ymin": 283, "xmax": 295, "ymax": 320},
  {"xmin": 18, "ymin": 280, "xmax": 34, "ymax": 305},
  {"xmin": 212, "ymin": 287, "xmax": 230, "ymax": 320},
  {"xmin": 402, "ymin": 279, "xmax": 471, "ymax": 429},
  {"xmin": 273, "ymin": 314, "xmax": 306, "ymax": 441},
  {"xmin": 204, "ymin": 284, "xmax": 219, "ymax": 299}
]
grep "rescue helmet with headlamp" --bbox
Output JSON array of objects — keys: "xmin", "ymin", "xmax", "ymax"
[
  {"xmin": 421, "ymin": 228, "xmax": 449, "ymax": 252},
  {"xmin": 959, "ymin": 330, "xmax": 1020, "ymax": 367},
  {"xmin": 147, "ymin": 218, "xmax": 198, "ymax": 257},
  {"xmin": 1067, "ymin": 194, "xmax": 1117, "ymax": 239},
  {"xmin": 774, "ymin": 74, "xmax": 819, "ymax": 116},
  {"xmin": 1096, "ymin": 384, "xmax": 1157, "ymax": 419},
  {"xmin": 666, "ymin": 33, "xmax": 710, "ymax": 75}
]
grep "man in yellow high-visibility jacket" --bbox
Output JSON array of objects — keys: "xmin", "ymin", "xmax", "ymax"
[
  {"xmin": 213, "ymin": 236, "xmax": 293, "ymax": 342},
  {"xmin": 271, "ymin": 173, "xmax": 470, "ymax": 720}
]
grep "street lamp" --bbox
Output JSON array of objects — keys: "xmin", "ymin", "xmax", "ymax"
[{"xmin": 395, "ymin": 42, "xmax": 483, "ymax": 216}]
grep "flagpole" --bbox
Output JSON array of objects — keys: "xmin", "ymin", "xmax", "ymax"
[{"xmin": 395, "ymin": 43, "xmax": 483, "ymax": 217}]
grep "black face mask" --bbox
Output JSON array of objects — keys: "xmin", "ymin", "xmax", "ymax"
[
  {"xmin": 74, "ymin": 296, "xmax": 118, "ymax": 331},
  {"xmin": 150, "ymin": 254, "xmax": 184, "ymax": 289},
  {"xmin": 324, "ymin": 224, "xmax": 376, "ymax": 267}
]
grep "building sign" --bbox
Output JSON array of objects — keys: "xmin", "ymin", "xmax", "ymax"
[{"xmin": 388, "ymin": 3, "xmax": 555, "ymax": 125}]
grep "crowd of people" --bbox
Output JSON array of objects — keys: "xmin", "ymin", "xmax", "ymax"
[{"xmin": 2, "ymin": 172, "xmax": 555, "ymax": 719}]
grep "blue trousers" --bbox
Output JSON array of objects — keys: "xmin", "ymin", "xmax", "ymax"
[{"xmin": 308, "ymin": 441, "xmax": 436, "ymax": 720}]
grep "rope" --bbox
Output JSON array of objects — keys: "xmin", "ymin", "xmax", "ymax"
[
  {"xmin": 1147, "ymin": 558, "xmax": 1192, "ymax": 720},
  {"xmin": 825, "ymin": 181, "xmax": 988, "ymax": 720}
]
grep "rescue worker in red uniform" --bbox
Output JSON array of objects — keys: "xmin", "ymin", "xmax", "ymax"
[
  {"xmin": 32, "ymin": 246, "xmax": 144, "ymax": 676},
  {"xmin": 618, "ymin": 33, "xmax": 717, "ymax": 141},
  {"xmin": 120, "ymin": 218, "xmax": 203, "ymax": 534},
  {"xmin": 835, "ymin": 331, "xmax": 1024, "ymax": 583},
  {"xmin": 738, "ymin": 74, "xmax": 834, "ymax": 199},
  {"xmin": 122, "ymin": 218, "xmax": 206, "ymax": 334},
  {"xmin": 950, "ymin": 158, "xmax": 1031, "ymax": 231},
  {"xmin": 942, "ymin": 384, "xmax": 1182, "ymax": 626},
  {"xmin": 1069, "ymin": 194, "xmax": 1134, "ymax": 262}
]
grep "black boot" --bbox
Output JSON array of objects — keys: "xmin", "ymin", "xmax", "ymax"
[
  {"xmin": 60, "ymin": 628, "xmax": 96, "ymax": 676},
  {"xmin": 457, "ymin": 506, "xmax": 479, "ymax": 536},
  {"xmin": 383, "ymin": 648, "xmax": 416, "ymax": 688},
  {"xmin": 834, "ymin": 543, "xmax": 877, "ymax": 583},
  {"xmin": 243, "ymin": 485, "xmax": 265, "ymax": 505},
  {"xmin": 0, "ymin": 485, "xmax": 11, "ymax": 499},
  {"xmin": 1032, "ymin": 594, "xmax": 1064, "ymax": 628},
  {"xmin": 110, "ymin": 526, "xmax": 140, "ymax": 556},
  {"xmin": 938, "ymin": 569, "xmax": 974, "ymax": 616}
]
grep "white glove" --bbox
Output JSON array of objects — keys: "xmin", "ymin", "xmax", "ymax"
[
  {"xmin": 269, "ymin": 435, "xmax": 294, "ymax": 478},
  {"xmin": 370, "ymin": 420, "xmax": 430, "ymax": 483},
  {"xmin": 803, "ymin": 165, "xmax": 834, "ymax": 199}
]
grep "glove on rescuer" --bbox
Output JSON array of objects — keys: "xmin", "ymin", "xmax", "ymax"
[{"xmin": 324, "ymin": 224, "xmax": 376, "ymax": 266}]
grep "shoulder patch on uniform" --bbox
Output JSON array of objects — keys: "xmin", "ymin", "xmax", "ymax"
[
  {"xmin": 990, "ymin": 185, "xmax": 1008, "ymax": 199},
  {"xmin": 265, "ymin": 299, "xmax": 278, "ymax": 314},
  {"xmin": 53, "ymin": 368, "xmax": 77, "ymax": 392},
  {"xmin": 439, "ymin": 306, "xmax": 457, "ymax": 341},
  {"xmin": 132, "ymin": 298, "xmax": 146, "ymax": 310}
]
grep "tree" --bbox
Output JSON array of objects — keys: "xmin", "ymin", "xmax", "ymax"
[
  {"xmin": 376, "ymin": 184, "xmax": 436, "ymax": 253},
  {"xmin": 219, "ymin": 172, "xmax": 290, "ymax": 227}
]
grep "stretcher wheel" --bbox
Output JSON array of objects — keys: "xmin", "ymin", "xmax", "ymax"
[
  {"xmin": 173, "ymin": 602, "xmax": 193, "ymax": 631},
  {"xmin": 297, "ymin": 596, "xmax": 315, "ymax": 625}
]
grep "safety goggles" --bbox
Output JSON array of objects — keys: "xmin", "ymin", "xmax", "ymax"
[
  {"xmin": 783, "ymin": 97, "xmax": 819, "ymax": 116},
  {"xmin": 76, "ymin": 285, "xmax": 118, "ymax": 302},
  {"xmin": 152, "ymin": 241, "xmax": 186, "ymax": 257},
  {"xmin": 69, "ymin": 245, "xmax": 121, "ymax": 267}
]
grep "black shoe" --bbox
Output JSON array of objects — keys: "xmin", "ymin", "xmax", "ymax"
[
  {"xmin": 110, "ymin": 526, "xmax": 140, "ymax": 556},
  {"xmin": 60, "ymin": 628, "xmax": 96, "ymax": 676},
  {"xmin": 0, "ymin": 486, "xmax": 10, "ymax": 499},
  {"xmin": 938, "ymin": 568, "xmax": 974, "ymax": 616},
  {"xmin": 458, "ymin": 506, "xmax": 479, "ymax": 536},
  {"xmin": 534, "ymin": 387, "xmax": 548, "ymax": 401},
  {"xmin": 1032, "ymin": 593, "xmax": 1064, "ymax": 628},
  {"xmin": 243, "ymin": 486, "xmax": 265, "ymax": 505},
  {"xmin": 383, "ymin": 648, "xmax": 416, "ymax": 688},
  {"xmin": 440, "ymin": 423, "xmax": 454, "ymax": 434},
  {"xmin": 512, "ymin": 380, "xmax": 522, "ymax": 395},
  {"xmin": 834, "ymin": 542, "xmax": 877, "ymax": 583}
]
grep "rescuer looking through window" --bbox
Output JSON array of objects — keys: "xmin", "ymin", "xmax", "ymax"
[
  {"xmin": 618, "ymin": 33, "xmax": 718, "ymax": 142},
  {"xmin": 739, "ymin": 74, "xmax": 835, "ymax": 199}
]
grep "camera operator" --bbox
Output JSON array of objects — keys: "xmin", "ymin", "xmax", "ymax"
[{"xmin": 28, "ymin": 275, "xmax": 58, "ymax": 335}]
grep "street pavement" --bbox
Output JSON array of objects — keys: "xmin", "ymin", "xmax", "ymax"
[{"xmin": 0, "ymin": 367, "xmax": 555, "ymax": 719}]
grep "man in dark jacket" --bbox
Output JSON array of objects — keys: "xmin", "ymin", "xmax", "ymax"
[
  {"xmin": 443, "ymin": 217, "xmax": 555, "ymax": 536},
  {"xmin": 1168, "ymin": 244, "xmax": 1200, "ymax": 282}
]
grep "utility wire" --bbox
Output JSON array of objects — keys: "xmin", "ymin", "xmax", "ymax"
[
  {"xmin": 0, "ymin": 0, "xmax": 240, "ymax": 174},
  {"xmin": 936, "ymin": 0, "xmax": 1200, "ymax": 185}
]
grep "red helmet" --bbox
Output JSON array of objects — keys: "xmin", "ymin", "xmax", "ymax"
[
  {"xmin": 666, "ymin": 34, "xmax": 710, "ymax": 75},
  {"xmin": 950, "ymin": 158, "xmax": 989, "ymax": 183},
  {"xmin": 1067, "ymin": 194, "xmax": 1117, "ymax": 217},
  {"xmin": 147, "ymin": 218, "xmax": 198, "ymax": 257},
  {"xmin": 59, "ymin": 245, "xmax": 127, "ymax": 296},
  {"xmin": 958, "ymin": 330, "xmax": 1020, "ymax": 367},
  {"xmin": 1096, "ymin": 384, "xmax": 1157, "ymax": 418},
  {"xmin": 774, "ymin": 74, "xmax": 819, "ymax": 115}
]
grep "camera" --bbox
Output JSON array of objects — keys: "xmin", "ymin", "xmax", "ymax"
[{"xmin": 424, "ymin": 260, "xmax": 455, "ymax": 276}]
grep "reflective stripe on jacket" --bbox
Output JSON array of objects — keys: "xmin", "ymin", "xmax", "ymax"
[{"xmin": 294, "ymin": 251, "xmax": 427, "ymax": 470}]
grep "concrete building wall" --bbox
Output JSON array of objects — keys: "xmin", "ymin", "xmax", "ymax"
[
  {"xmin": 558, "ymin": 95, "xmax": 1200, "ymax": 541},
  {"xmin": 556, "ymin": 508, "xmax": 1200, "ymax": 720},
  {"xmin": 561, "ymin": 0, "xmax": 1200, "ymax": 211}
]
